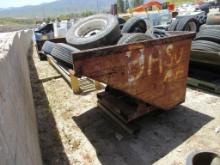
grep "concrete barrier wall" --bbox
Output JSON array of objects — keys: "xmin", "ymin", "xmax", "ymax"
[{"xmin": 0, "ymin": 31, "xmax": 42, "ymax": 165}]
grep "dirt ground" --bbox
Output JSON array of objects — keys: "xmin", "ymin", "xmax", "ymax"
[
  {"xmin": 29, "ymin": 47, "xmax": 220, "ymax": 165},
  {"xmin": 0, "ymin": 25, "xmax": 35, "ymax": 32}
]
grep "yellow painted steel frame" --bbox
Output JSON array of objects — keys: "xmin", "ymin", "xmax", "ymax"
[
  {"xmin": 70, "ymin": 74, "xmax": 82, "ymax": 94},
  {"xmin": 47, "ymin": 55, "xmax": 103, "ymax": 94}
]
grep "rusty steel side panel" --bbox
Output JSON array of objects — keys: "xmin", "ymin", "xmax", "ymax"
[{"xmin": 72, "ymin": 32, "xmax": 195, "ymax": 110}]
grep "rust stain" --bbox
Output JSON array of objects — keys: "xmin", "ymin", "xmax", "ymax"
[{"xmin": 128, "ymin": 44, "xmax": 144, "ymax": 50}]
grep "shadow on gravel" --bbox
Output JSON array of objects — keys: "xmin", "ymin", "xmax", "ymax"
[
  {"xmin": 28, "ymin": 54, "xmax": 70, "ymax": 165},
  {"xmin": 73, "ymin": 105, "xmax": 213, "ymax": 165}
]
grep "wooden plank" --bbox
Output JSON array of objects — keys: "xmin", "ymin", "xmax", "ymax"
[
  {"xmin": 98, "ymin": 92, "xmax": 136, "ymax": 123},
  {"xmin": 97, "ymin": 88, "xmax": 157, "ymax": 122},
  {"xmin": 98, "ymin": 102, "xmax": 140, "ymax": 135},
  {"xmin": 188, "ymin": 63, "xmax": 220, "ymax": 94}
]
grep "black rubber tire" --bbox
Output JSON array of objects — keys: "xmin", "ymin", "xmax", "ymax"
[
  {"xmin": 206, "ymin": 12, "xmax": 220, "ymax": 25},
  {"xmin": 42, "ymin": 41, "xmax": 56, "ymax": 54},
  {"xmin": 196, "ymin": 29, "xmax": 220, "ymax": 43},
  {"xmin": 168, "ymin": 19, "xmax": 179, "ymax": 31},
  {"xmin": 51, "ymin": 43, "xmax": 80, "ymax": 65},
  {"xmin": 66, "ymin": 14, "xmax": 121, "ymax": 50},
  {"xmin": 175, "ymin": 17, "xmax": 198, "ymax": 32},
  {"xmin": 117, "ymin": 33, "xmax": 154, "ymax": 45},
  {"xmin": 192, "ymin": 40, "xmax": 220, "ymax": 52},
  {"xmin": 200, "ymin": 24, "xmax": 220, "ymax": 31},
  {"xmin": 121, "ymin": 16, "xmax": 147, "ymax": 33}
]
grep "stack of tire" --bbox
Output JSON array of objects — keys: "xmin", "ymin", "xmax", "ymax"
[
  {"xmin": 41, "ymin": 14, "xmax": 168, "ymax": 66},
  {"xmin": 118, "ymin": 16, "xmax": 171, "ymax": 44},
  {"xmin": 118, "ymin": 16, "xmax": 155, "ymax": 45},
  {"xmin": 192, "ymin": 12, "xmax": 220, "ymax": 53},
  {"xmin": 192, "ymin": 29, "xmax": 220, "ymax": 52},
  {"xmin": 42, "ymin": 14, "xmax": 122, "ymax": 65},
  {"xmin": 66, "ymin": 14, "xmax": 156, "ymax": 47}
]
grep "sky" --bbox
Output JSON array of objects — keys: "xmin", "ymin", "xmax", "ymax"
[{"xmin": 1, "ymin": 0, "xmax": 57, "ymax": 8}]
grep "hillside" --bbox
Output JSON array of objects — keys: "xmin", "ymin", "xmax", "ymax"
[
  {"xmin": 0, "ymin": 0, "xmax": 196, "ymax": 18},
  {"xmin": 0, "ymin": 0, "xmax": 116, "ymax": 18}
]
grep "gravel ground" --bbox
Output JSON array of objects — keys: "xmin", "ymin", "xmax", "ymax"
[{"xmin": 29, "ymin": 46, "xmax": 220, "ymax": 165}]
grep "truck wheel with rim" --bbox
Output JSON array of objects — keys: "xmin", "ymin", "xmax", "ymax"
[{"xmin": 66, "ymin": 14, "xmax": 121, "ymax": 50}]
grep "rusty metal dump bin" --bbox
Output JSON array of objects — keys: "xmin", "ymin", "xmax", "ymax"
[{"xmin": 72, "ymin": 32, "xmax": 195, "ymax": 110}]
